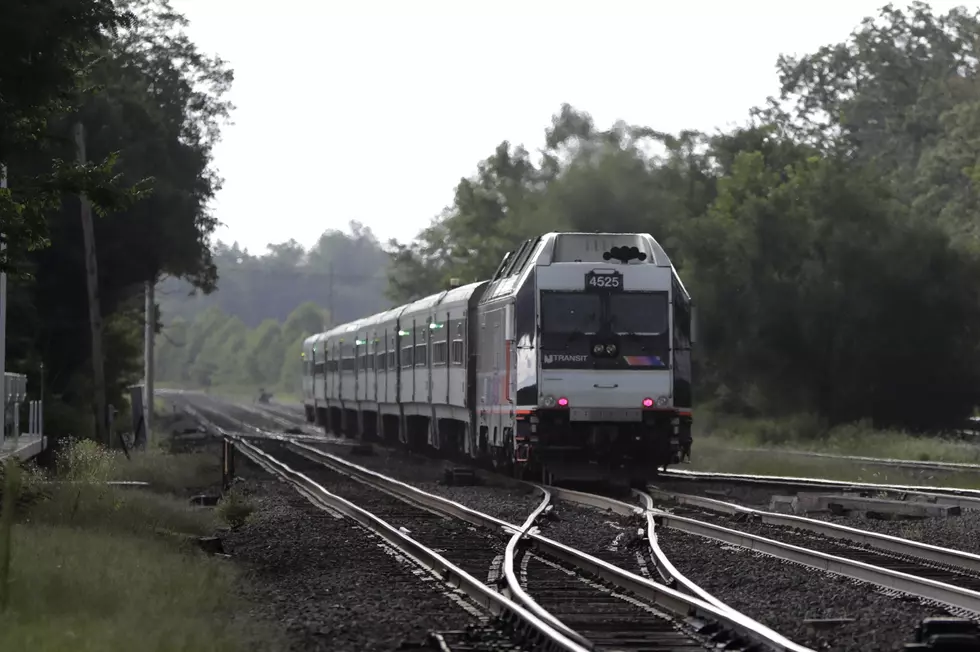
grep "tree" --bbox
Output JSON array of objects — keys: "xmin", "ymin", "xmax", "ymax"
[
  {"xmin": 4, "ymin": 0, "xmax": 235, "ymax": 437},
  {"xmin": 769, "ymin": 2, "xmax": 980, "ymax": 237},
  {"xmin": 0, "ymin": 0, "xmax": 142, "ymax": 272},
  {"xmin": 158, "ymin": 224, "xmax": 389, "ymax": 328}
]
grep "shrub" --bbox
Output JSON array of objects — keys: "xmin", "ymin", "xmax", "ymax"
[
  {"xmin": 56, "ymin": 438, "xmax": 116, "ymax": 483},
  {"xmin": 215, "ymin": 488, "xmax": 255, "ymax": 529}
]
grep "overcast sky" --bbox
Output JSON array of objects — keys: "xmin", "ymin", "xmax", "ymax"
[{"xmin": 167, "ymin": 0, "xmax": 964, "ymax": 254}]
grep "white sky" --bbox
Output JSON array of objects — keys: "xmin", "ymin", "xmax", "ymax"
[{"xmin": 168, "ymin": 0, "xmax": 965, "ymax": 254}]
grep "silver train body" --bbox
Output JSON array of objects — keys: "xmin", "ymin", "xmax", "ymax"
[{"xmin": 301, "ymin": 232, "xmax": 695, "ymax": 482}]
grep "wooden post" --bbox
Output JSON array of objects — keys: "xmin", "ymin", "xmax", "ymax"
[
  {"xmin": 144, "ymin": 280, "xmax": 154, "ymax": 446},
  {"xmin": 222, "ymin": 438, "xmax": 235, "ymax": 489},
  {"xmin": 73, "ymin": 123, "xmax": 108, "ymax": 446},
  {"xmin": 0, "ymin": 166, "xmax": 7, "ymax": 446}
]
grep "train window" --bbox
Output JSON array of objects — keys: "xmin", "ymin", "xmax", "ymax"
[
  {"xmin": 376, "ymin": 351, "xmax": 385, "ymax": 371},
  {"xmin": 451, "ymin": 340, "xmax": 464, "ymax": 365},
  {"xmin": 508, "ymin": 236, "xmax": 540, "ymax": 277},
  {"xmin": 540, "ymin": 292, "xmax": 601, "ymax": 334},
  {"xmin": 491, "ymin": 251, "xmax": 514, "ymax": 281},
  {"xmin": 401, "ymin": 345, "xmax": 413, "ymax": 368},
  {"xmin": 388, "ymin": 350, "xmax": 396, "ymax": 369},
  {"xmin": 609, "ymin": 292, "xmax": 668, "ymax": 334},
  {"xmin": 415, "ymin": 344, "xmax": 427, "ymax": 366},
  {"xmin": 500, "ymin": 240, "xmax": 530, "ymax": 277},
  {"xmin": 432, "ymin": 341, "xmax": 447, "ymax": 365}
]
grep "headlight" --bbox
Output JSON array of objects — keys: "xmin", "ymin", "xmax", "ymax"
[
  {"xmin": 592, "ymin": 344, "xmax": 604, "ymax": 355},
  {"xmin": 605, "ymin": 343, "xmax": 617, "ymax": 356},
  {"xmin": 542, "ymin": 395, "xmax": 556, "ymax": 408},
  {"xmin": 656, "ymin": 396, "xmax": 669, "ymax": 407}
]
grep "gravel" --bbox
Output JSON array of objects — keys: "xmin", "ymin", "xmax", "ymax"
[
  {"xmin": 305, "ymin": 442, "xmax": 543, "ymax": 525},
  {"xmin": 203, "ymin": 396, "xmax": 544, "ymax": 526},
  {"xmin": 529, "ymin": 493, "xmax": 946, "ymax": 651},
  {"xmin": 534, "ymin": 499, "xmax": 653, "ymax": 577},
  {"xmin": 536, "ymin": 499, "xmax": 948, "ymax": 650},
  {"xmin": 656, "ymin": 526, "xmax": 946, "ymax": 652},
  {"xmin": 653, "ymin": 478, "xmax": 980, "ymax": 557},
  {"xmin": 810, "ymin": 511, "xmax": 980, "ymax": 556},
  {"xmin": 260, "ymin": 443, "xmax": 513, "ymax": 583},
  {"xmin": 222, "ymin": 475, "xmax": 486, "ymax": 652}
]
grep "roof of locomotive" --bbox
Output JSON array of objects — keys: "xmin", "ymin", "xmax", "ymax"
[
  {"xmin": 541, "ymin": 231, "xmax": 672, "ymax": 267},
  {"xmin": 440, "ymin": 280, "xmax": 487, "ymax": 305}
]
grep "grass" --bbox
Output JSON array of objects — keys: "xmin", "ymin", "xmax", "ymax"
[
  {"xmin": 0, "ymin": 436, "xmax": 278, "ymax": 651},
  {"xmin": 692, "ymin": 411, "xmax": 980, "ymax": 488}
]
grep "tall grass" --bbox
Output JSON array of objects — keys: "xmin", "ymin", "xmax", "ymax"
[
  {"xmin": 0, "ymin": 437, "xmax": 282, "ymax": 651},
  {"xmin": 696, "ymin": 411, "xmax": 980, "ymax": 464}
]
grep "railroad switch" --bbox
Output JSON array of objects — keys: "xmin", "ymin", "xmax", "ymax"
[{"xmin": 904, "ymin": 617, "xmax": 980, "ymax": 650}]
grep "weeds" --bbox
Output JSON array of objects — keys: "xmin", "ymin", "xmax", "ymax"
[
  {"xmin": 0, "ymin": 436, "xmax": 283, "ymax": 650},
  {"xmin": 216, "ymin": 487, "xmax": 255, "ymax": 529}
]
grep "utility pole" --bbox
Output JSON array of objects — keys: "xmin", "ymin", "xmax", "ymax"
[
  {"xmin": 326, "ymin": 261, "xmax": 335, "ymax": 326},
  {"xmin": 73, "ymin": 123, "xmax": 108, "ymax": 446},
  {"xmin": 0, "ymin": 166, "xmax": 7, "ymax": 444},
  {"xmin": 144, "ymin": 279, "xmax": 154, "ymax": 446}
]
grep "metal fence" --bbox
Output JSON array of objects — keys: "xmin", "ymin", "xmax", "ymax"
[{"xmin": 3, "ymin": 372, "xmax": 42, "ymax": 441}]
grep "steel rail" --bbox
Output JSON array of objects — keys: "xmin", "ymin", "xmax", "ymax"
[
  {"xmin": 544, "ymin": 483, "xmax": 980, "ymax": 614},
  {"xmin": 223, "ymin": 430, "xmax": 592, "ymax": 652},
  {"xmin": 648, "ymin": 498, "xmax": 980, "ymax": 614},
  {"xmin": 500, "ymin": 490, "xmax": 594, "ymax": 648},
  {"xmin": 539, "ymin": 484, "xmax": 733, "ymax": 614},
  {"xmin": 646, "ymin": 486, "xmax": 980, "ymax": 574},
  {"xmin": 661, "ymin": 468, "xmax": 980, "ymax": 508},
  {"xmin": 185, "ymin": 405, "xmax": 810, "ymax": 651},
  {"xmin": 278, "ymin": 439, "xmax": 812, "ymax": 652}
]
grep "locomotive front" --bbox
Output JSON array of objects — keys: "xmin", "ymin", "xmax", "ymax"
[{"xmin": 516, "ymin": 233, "xmax": 694, "ymax": 485}]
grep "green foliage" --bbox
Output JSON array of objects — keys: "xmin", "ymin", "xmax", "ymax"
[
  {"xmin": 215, "ymin": 487, "xmax": 255, "ymax": 530},
  {"xmin": 0, "ymin": 448, "xmax": 282, "ymax": 651},
  {"xmin": 56, "ymin": 438, "xmax": 117, "ymax": 483},
  {"xmin": 382, "ymin": 5, "xmax": 980, "ymax": 433},
  {"xmin": 156, "ymin": 302, "xmax": 326, "ymax": 396},
  {"xmin": 157, "ymin": 220, "xmax": 390, "ymax": 329},
  {"xmin": 0, "ymin": 0, "xmax": 140, "ymax": 273},
  {"xmin": 3, "ymin": 0, "xmax": 235, "ymax": 440}
]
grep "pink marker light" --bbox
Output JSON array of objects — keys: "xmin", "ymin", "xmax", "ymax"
[
  {"xmin": 642, "ymin": 397, "xmax": 654, "ymax": 408},
  {"xmin": 557, "ymin": 397, "xmax": 569, "ymax": 407}
]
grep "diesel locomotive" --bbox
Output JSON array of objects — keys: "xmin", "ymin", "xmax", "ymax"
[{"xmin": 301, "ymin": 232, "xmax": 695, "ymax": 484}]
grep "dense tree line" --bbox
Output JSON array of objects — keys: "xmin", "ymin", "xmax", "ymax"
[
  {"xmin": 385, "ymin": 3, "xmax": 980, "ymax": 433},
  {"xmin": 154, "ymin": 302, "xmax": 326, "ymax": 396},
  {"xmin": 157, "ymin": 221, "xmax": 390, "ymax": 328},
  {"xmin": 2, "ymin": 0, "xmax": 231, "ymax": 437}
]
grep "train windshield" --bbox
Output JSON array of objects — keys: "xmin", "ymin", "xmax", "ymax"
[
  {"xmin": 540, "ymin": 292, "xmax": 602, "ymax": 334},
  {"xmin": 609, "ymin": 292, "xmax": 668, "ymax": 334}
]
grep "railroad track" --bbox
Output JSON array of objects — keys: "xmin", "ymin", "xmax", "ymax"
[
  {"xmin": 658, "ymin": 468, "xmax": 980, "ymax": 510},
  {"xmin": 178, "ymin": 394, "xmax": 980, "ymax": 649},
  {"xmin": 184, "ymin": 403, "xmax": 810, "ymax": 652},
  {"xmin": 551, "ymin": 485, "xmax": 980, "ymax": 617}
]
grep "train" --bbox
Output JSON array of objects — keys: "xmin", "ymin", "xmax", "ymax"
[{"xmin": 301, "ymin": 231, "xmax": 695, "ymax": 485}]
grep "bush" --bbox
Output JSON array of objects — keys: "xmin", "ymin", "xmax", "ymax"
[
  {"xmin": 57, "ymin": 438, "xmax": 116, "ymax": 483},
  {"xmin": 215, "ymin": 487, "xmax": 255, "ymax": 529}
]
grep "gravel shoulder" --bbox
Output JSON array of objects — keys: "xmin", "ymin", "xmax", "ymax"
[
  {"xmin": 308, "ymin": 442, "xmax": 542, "ymax": 525},
  {"xmin": 653, "ymin": 478, "xmax": 980, "ymax": 557},
  {"xmin": 222, "ymin": 475, "xmax": 483, "ymax": 652},
  {"xmin": 202, "ymin": 397, "xmax": 543, "ymax": 526},
  {"xmin": 657, "ymin": 527, "xmax": 947, "ymax": 652}
]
